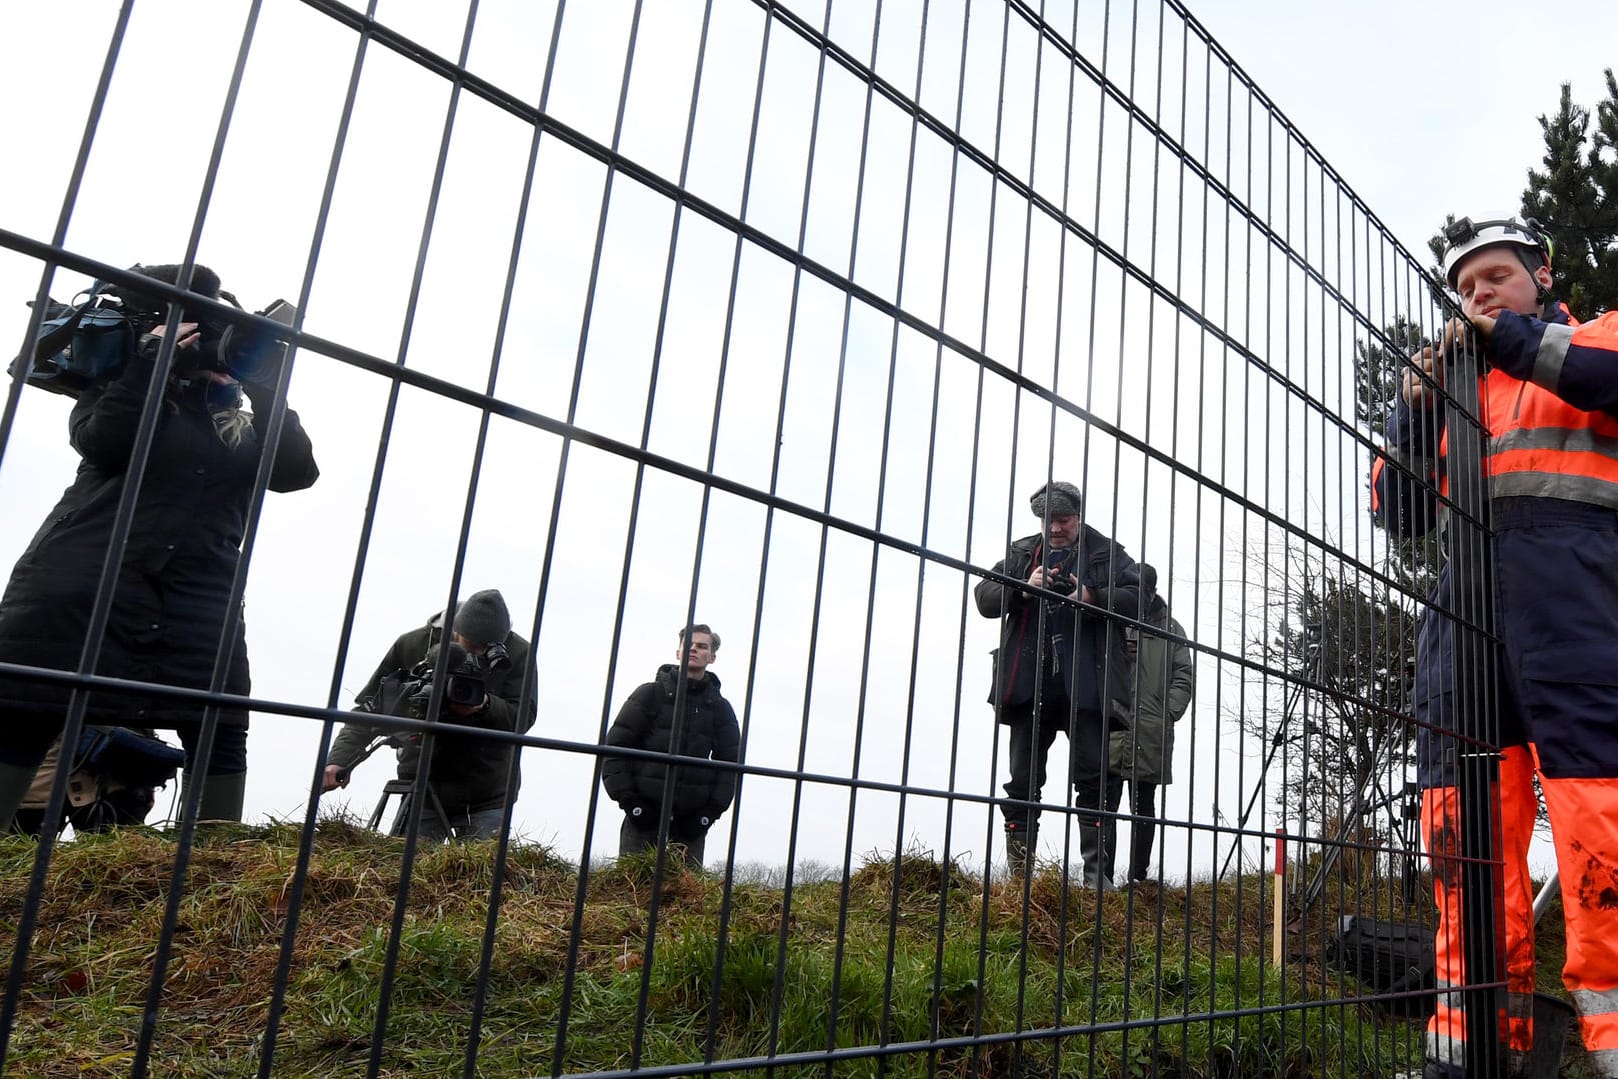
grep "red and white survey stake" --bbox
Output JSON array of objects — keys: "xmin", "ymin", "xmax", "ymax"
[{"xmin": 1271, "ymin": 827, "xmax": 1285, "ymax": 965}]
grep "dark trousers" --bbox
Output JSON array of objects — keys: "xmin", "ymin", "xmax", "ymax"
[
  {"xmin": 1001, "ymin": 697, "xmax": 1108, "ymax": 833},
  {"xmin": 1103, "ymin": 774, "xmax": 1161, "ymax": 882},
  {"xmin": 619, "ymin": 813, "xmax": 708, "ymax": 869}
]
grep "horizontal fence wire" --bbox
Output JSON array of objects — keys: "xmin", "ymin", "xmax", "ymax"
[{"xmin": 0, "ymin": 1, "xmax": 1506, "ymax": 1077}]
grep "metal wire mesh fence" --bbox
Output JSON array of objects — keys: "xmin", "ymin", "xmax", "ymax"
[{"xmin": 0, "ymin": 1, "xmax": 1521, "ymax": 1077}]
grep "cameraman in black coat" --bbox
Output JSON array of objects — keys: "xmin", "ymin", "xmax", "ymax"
[
  {"xmin": 603, "ymin": 624, "xmax": 740, "ymax": 869},
  {"xmin": 975, "ymin": 481, "xmax": 1141, "ymax": 887},
  {"xmin": 323, "ymin": 590, "xmax": 536, "ymax": 840},
  {"xmin": 0, "ymin": 265, "xmax": 319, "ymax": 829}
]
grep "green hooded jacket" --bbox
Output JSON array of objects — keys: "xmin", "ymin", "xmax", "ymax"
[{"xmin": 1108, "ymin": 603, "xmax": 1194, "ymax": 785}]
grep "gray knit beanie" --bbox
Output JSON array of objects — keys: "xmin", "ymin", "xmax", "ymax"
[
  {"xmin": 1029, "ymin": 481, "xmax": 1083, "ymax": 520},
  {"xmin": 454, "ymin": 589, "xmax": 511, "ymax": 646}
]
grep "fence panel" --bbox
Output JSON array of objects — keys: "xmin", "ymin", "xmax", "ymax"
[{"xmin": 0, "ymin": 1, "xmax": 1505, "ymax": 1077}]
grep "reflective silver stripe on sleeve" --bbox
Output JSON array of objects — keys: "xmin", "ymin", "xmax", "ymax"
[
  {"xmin": 1533, "ymin": 322, "xmax": 1575, "ymax": 390},
  {"xmin": 1425, "ymin": 1030, "xmax": 1465, "ymax": 1066},
  {"xmin": 1585, "ymin": 1046, "xmax": 1618, "ymax": 1078},
  {"xmin": 1573, "ymin": 986, "xmax": 1618, "ymax": 1016}
]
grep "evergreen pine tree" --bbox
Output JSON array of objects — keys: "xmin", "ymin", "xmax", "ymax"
[{"xmin": 1523, "ymin": 73, "xmax": 1618, "ymax": 315}]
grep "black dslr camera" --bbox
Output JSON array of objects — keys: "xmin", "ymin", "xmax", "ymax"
[{"xmin": 1042, "ymin": 547, "xmax": 1078, "ymax": 596}]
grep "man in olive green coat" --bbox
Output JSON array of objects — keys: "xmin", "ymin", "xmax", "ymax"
[{"xmin": 1103, "ymin": 564, "xmax": 1195, "ymax": 885}]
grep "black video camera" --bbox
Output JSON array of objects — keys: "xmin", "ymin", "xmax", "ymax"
[
  {"xmin": 358, "ymin": 642, "xmax": 490, "ymax": 724},
  {"xmin": 405, "ymin": 643, "xmax": 489, "ymax": 714},
  {"xmin": 120, "ymin": 291, "xmax": 296, "ymax": 384},
  {"xmin": 14, "ymin": 276, "xmax": 297, "ymax": 398}
]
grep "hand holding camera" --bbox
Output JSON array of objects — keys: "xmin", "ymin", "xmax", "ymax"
[
  {"xmin": 143, "ymin": 320, "xmax": 202, "ymax": 354},
  {"xmin": 1028, "ymin": 548, "xmax": 1079, "ymax": 597}
]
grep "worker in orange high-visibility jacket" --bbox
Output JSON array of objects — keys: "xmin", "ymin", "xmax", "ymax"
[
  {"xmin": 1375, "ymin": 214, "xmax": 1618, "ymax": 1078},
  {"xmin": 1373, "ymin": 386, "xmax": 1537, "ymax": 1079}
]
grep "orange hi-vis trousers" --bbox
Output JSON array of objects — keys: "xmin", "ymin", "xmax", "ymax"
[
  {"xmin": 1422, "ymin": 745, "xmax": 1538, "ymax": 1076},
  {"xmin": 1535, "ymin": 747, "xmax": 1618, "ymax": 1078}
]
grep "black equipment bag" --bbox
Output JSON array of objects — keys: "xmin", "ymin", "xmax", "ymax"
[
  {"xmin": 1328, "ymin": 915, "xmax": 1437, "ymax": 1018},
  {"xmin": 73, "ymin": 726, "xmax": 187, "ymax": 789}
]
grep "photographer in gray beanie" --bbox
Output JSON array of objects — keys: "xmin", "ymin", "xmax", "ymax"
[
  {"xmin": 454, "ymin": 590, "xmax": 511, "ymax": 647},
  {"xmin": 323, "ymin": 588, "xmax": 536, "ymax": 841},
  {"xmin": 975, "ymin": 481, "xmax": 1142, "ymax": 887}
]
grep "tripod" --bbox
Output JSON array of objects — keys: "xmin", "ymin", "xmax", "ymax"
[
  {"xmin": 368, "ymin": 777, "xmax": 454, "ymax": 839},
  {"xmin": 339, "ymin": 734, "xmax": 455, "ymax": 838}
]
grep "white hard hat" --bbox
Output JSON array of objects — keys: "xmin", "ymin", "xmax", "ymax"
[{"xmin": 1440, "ymin": 215, "xmax": 1552, "ymax": 289}]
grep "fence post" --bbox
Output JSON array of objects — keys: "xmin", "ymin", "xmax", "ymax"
[{"xmin": 1446, "ymin": 335, "xmax": 1504, "ymax": 1079}]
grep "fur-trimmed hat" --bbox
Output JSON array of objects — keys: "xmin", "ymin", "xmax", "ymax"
[
  {"xmin": 454, "ymin": 589, "xmax": 511, "ymax": 646},
  {"xmin": 1029, "ymin": 481, "xmax": 1083, "ymax": 520}
]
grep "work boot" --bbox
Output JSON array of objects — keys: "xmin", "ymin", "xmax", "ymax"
[
  {"xmin": 0, "ymin": 760, "xmax": 39, "ymax": 833},
  {"xmin": 1077, "ymin": 823, "xmax": 1117, "ymax": 891},
  {"xmin": 1004, "ymin": 822, "xmax": 1036, "ymax": 877},
  {"xmin": 182, "ymin": 770, "xmax": 246, "ymax": 823}
]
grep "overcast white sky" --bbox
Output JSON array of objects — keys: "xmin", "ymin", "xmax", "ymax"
[{"xmin": 0, "ymin": 0, "xmax": 1612, "ymax": 878}]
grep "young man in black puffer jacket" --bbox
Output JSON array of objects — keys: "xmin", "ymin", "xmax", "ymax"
[{"xmin": 603, "ymin": 624, "xmax": 740, "ymax": 870}]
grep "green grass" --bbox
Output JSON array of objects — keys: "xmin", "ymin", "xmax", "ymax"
[{"xmin": 0, "ymin": 825, "xmax": 1567, "ymax": 1078}]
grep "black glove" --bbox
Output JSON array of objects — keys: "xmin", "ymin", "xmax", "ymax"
[{"xmin": 121, "ymin": 343, "xmax": 159, "ymax": 382}]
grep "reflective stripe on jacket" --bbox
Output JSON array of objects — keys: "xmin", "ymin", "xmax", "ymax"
[{"xmin": 1483, "ymin": 306, "xmax": 1618, "ymax": 506}]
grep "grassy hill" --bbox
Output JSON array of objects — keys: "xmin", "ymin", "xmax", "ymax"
[{"xmin": 0, "ymin": 822, "xmax": 1579, "ymax": 1077}]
